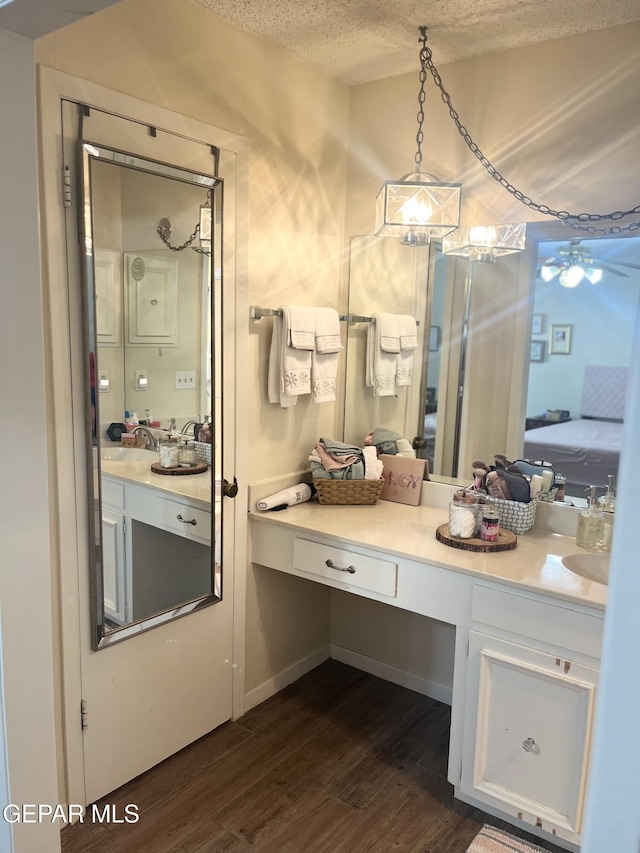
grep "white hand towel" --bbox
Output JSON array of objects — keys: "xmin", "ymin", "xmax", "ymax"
[
  {"xmin": 268, "ymin": 315, "xmax": 297, "ymax": 407},
  {"xmin": 396, "ymin": 350, "xmax": 414, "ymax": 386},
  {"xmin": 363, "ymin": 445, "xmax": 383, "ymax": 480},
  {"xmin": 312, "ymin": 308, "xmax": 342, "ymax": 403},
  {"xmin": 287, "ymin": 305, "xmax": 316, "ymax": 351},
  {"xmin": 376, "ymin": 312, "xmax": 401, "ymax": 353},
  {"xmin": 399, "ymin": 315, "xmax": 418, "ymax": 351},
  {"xmin": 366, "ymin": 314, "xmax": 396, "ymax": 396},
  {"xmin": 314, "ymin": 307, "xmax": 343, "ymax": 354}
]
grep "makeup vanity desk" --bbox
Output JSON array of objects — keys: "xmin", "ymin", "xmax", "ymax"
[{"xmin": 250, "ymin": 499, "xmax": 607, "ymax": 851}]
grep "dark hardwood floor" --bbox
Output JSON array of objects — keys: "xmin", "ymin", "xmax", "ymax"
[{"xmin": 61, "ymin": 660, "xmax": 566, "ymax": 853}]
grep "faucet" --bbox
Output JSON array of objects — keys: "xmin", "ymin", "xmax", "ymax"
[
  {"xmin": 131, "ymin": 425, "xmax": 158, "ymax": 450},
  {"xmin": 180, "ymin": 419, "xmax": 199, "ymax": 436}
]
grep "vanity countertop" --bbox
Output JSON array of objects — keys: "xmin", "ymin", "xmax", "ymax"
[
  {"xmin": 251, "ymin": 500, "xmax": 607, "ymax": 611},
  {"xmin": 102, "ymin": 458, "xmax": 214, "ymax": 507}
]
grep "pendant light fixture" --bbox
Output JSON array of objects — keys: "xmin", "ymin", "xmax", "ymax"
[
  {"xmin": 442, "ymin": 223, "xmax": 527, "ymax": 263},
  {"xmin": 375, "ymin": 27, "xmax": 461, "ymax": 246}
]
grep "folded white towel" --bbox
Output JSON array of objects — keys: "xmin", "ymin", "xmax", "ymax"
[
  {"xmin": 268, "ymin": 315, "xmax": 296, "ymax": 407},
  {"xmin": 314, "ymin": 307, "xmax": 342, "ymax": 354},
  {"xmin": 267, "ymin": 308, "xmax": 312, "ymax": 407},
  {"xmin": 363, "ymin": 445, "xmax": 384, "ymax": 480},
  {"xmin": 399, "ymin": 315, "xmax": 418, "ymax": 351},
  {"xmin": 376, "ymin": 312, "xmax": 401, "ymax": 353},
  {"xmin": 366, "ymin": 314, "xmax": 397, "ymax": 396},
  {"xmin": 312, "ymin": 307, "xmax": 341, "ymax": 403},
  {"xmin": 287, "ymin": 305, "xmax": 316, "ymax": 351}
]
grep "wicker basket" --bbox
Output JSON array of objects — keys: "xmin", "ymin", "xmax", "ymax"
[
  {"xmin": 481, "ymin": 495, "xmax": 539, "ymax": 535},
  {"xmin": 194, "ymin": 441, "xmax": 212, "ymax": 466},
  {"xmin": 313, "ymin": 478, "xmax": 384, "ymax": 506}
]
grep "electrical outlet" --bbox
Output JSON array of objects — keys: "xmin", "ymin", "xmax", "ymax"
[
  {"xmin": 135, "ymin": 369, "xmax": 148, "ymax": 391},
  {"xmin": 175, "ymin": 370, "xmax": 196, "ymax": 390}
]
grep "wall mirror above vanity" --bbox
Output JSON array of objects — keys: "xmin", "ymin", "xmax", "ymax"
[
  {"xmin": 343, "ymin": 225, "xmax": 639, "ymax": 498},
  {"xmin": 78, "ymin": 137, "xmax": 224, "ymax": 649}
]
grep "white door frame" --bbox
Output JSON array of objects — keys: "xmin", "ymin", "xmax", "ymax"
[{"xmin": 38, "ymin": 66, "xmax": 249, "ymax": 807}]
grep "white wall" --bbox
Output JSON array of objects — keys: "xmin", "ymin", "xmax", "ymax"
[{"xmin": 0, "ymin": 26, "xmax": 61, "ymax": 853}]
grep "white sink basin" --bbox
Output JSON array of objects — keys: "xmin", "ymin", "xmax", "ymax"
[
  {"xmin": 101, "ymin": 446, "xmax": 158, "ymax": 462},
  {"xmin": 561, "ymin": 553, "xmax": 610, "ymax": 585}
]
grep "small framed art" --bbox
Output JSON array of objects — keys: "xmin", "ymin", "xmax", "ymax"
[
  {"xmin": 429, "ymin": 325, "xmax": 441, "ymax": 352},
  {"xmin": 531, "ymin": 313, "xmax": 544, "ymax": 334},
  {"xmin": 530, "ymin": 341, "xmax": 545, "ymax": 362},
  {"xmin": 550, "ymin": 324, "xmax": 572, "ymax": 355}
]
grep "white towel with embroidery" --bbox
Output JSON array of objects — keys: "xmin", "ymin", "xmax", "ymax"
[
  {"xmin": 376, "ymin": 313, "xmax": 401, "ymax": 353},
  {"xmin": 366, "ymin": 314, "xmax": 396, "ymax": 397},
  {"xmin": 312, "ymin": 308, "xmax": 342, "ymax": 403},
  {"xmin": 287, "ymin": 305, "xmax": 316, "ymax": 351},
  {"xmin": 396, "ymin": 314, "xmax": 417, "ymax": 387},
  {"xmin": 267, "ymin": 309, "xmax": 310, "ymax": 407}
]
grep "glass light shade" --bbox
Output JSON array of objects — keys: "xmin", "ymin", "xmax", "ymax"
[
  {"xmin": 442, "ymin": 222, "xmax": 527, "ymax": 262},
  {"xmin": 585, "ymin": 267, "xmax": 603, "ymax": 284},
  {"xmin": 199, "ymin": 204, "xmax": 211, "ymax": 248},
  {"xmin": 540, "ymin": 265, "xmax": 559, "ymax": 282},
  {"xmin": 375, "ymin": 172, "xmax": 461, "ymax": 243},
  {"xmin": 559, "ymin": 265, "xmax": 584, "ymax": 288}
]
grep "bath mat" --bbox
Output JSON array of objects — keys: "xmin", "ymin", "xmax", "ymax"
[{"xmin": 466, "ymin": 824, "xmax": 552, "ymax": 853}]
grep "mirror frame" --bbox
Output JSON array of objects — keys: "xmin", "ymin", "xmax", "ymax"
[{"xmin": 78, "ymin": 140, "xmax": 223, "ymax": 649}]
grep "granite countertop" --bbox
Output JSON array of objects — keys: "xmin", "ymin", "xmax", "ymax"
[{"xmin": 250, "ymin": 500, "xmax": 607, "ymax": 611}]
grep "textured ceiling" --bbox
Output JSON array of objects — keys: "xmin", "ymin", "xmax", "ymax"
[{"xmin": 191, "ymin": 0, "xmax": 640, "ymax": 85}]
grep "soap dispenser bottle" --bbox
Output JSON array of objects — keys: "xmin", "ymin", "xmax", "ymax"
[
  {"xmin": 576, "ymin": 485, "xmax": 604, "ymax": 550},
  {"xmin": 598, "ymin": 474, "xmax": 616, "ymax": 551}
]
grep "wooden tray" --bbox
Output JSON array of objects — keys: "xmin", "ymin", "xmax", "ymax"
[
  {"xmin": 150, "ymin": 461, "xmax": 208, "ymax": 476},
  {"xmin": 436, "ymin": 523, "xmax": 517, "ymax": 552}
]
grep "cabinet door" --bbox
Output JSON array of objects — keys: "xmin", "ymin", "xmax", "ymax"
[
  {"xmin": 461, "ymin": 631, "xmax": 597, "ymax": 844},
  {"xmin": 102, "ymin": 508, "xmax": 127, "ymax": 625},
  {"xmin": 125, "ymin": 251, "xmax": 178, "ymax": 346}
]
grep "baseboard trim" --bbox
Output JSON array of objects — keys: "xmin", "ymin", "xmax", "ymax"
[
  {"xmin": 330, "ymin": 644, "xmax": 453, "ymax": 706},
  {"xmin": 243, "ymin": 645, "xmax": 331, "ymax": 712}
]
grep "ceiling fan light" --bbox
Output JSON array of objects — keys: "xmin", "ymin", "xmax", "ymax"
[
  {"xmin": 559, "ymin": 265, "xmax": 584, "ymax": 288},
  {"xmin": 540, "ymin": 265, "xmax": 558, "ymax": 282},
  {"xmin": 585, "ymin": 267, "xmax": 603, "ymax": 284}
]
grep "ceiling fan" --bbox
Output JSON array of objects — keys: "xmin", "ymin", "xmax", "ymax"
[{"xmin": 538, "ymin": 239, "xmax": 640, "ymax": 288}]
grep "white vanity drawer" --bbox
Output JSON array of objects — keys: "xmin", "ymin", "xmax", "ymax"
[
  {"xmin": 157, "ymin": 497, "xmax": 211, "ymax": 545},
  {"xmin": 472, "ymin": 583, "xmax": 604, "ymax": 660},
  {"xmin": 293, "ymin": 537, "xmax": 397, "ymax": 597},
  {"xmin": 102, "ymin": 478, "xmax": 124, "ymax": 509}
]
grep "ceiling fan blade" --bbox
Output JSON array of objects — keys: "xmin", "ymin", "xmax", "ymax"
[
  {"xmin": 597, "ymin": 262, "xmax": 629, "ymax": 278},
  {"xmin": 607, "ymin": 260, "xmax": 640, "ymax": 271}
]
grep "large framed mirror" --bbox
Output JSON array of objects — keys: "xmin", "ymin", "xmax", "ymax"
[
  {"xmin": 344, "ymin": 225, "xmax": 639, "ymax": 499},
  {"xmin": 79, "ymin": 140, "xmax": 223, "ymax": 648}
]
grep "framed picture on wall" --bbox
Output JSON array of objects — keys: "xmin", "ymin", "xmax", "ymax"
[
  {"xmin": 530, "ymin": 341, "xmax": 545, "ymax": 362},
  {"xmin": 550, "ymin": 324, "xmax": 572, "ymax": 355},
  {"xmin": 532, "ymin": 313, "xmax": 545, "ymax": 335},
  {"xmin": 429, "ymin": 325, "xmax": 441, "ymax": 352}
]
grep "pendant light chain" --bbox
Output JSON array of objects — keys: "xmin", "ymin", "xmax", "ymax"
[
  {"xmin": 420, "ymin": 30, "xmax": 640, "ymax": 235},
  {"xmin": 156, "ymin": 188, "xmax": 212, "ymax": 255},
  {"xmin": 414, "ymin": 26, "xmax": 429, "ymax": 175}
]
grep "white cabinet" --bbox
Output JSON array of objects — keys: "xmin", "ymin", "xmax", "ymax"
[
  {"xmin": 460, "ymin": 583, "xmax": 603, "ymax": 846},
  {"xmin": 461, "ymin": 631, "xmax": 597, "ymax": 845},
  {"xmin": 125, "ymin": 251, "xmax": 178, "ymax": 346},
  {"xmin": 101, "ymin": 507, "xmax": 127, "ymax": 625}
]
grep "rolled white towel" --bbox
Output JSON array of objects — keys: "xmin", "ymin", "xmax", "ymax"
[{"xmin": 363, "ymin": 445, "xmax": 384, "ymax": 480}]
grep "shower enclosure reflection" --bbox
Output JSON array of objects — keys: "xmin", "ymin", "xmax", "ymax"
[{"xmin": 80, "ymin": 142, "xmax": 223, "ymax": 648}]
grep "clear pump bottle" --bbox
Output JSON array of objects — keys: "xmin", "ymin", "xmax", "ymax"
[
  {"xmin": 576, "ymin": 485, "xmax": 605, "ymax": 550},
  {"xmin": 598, "ymin": 474, "xmax": 616, "ymax": 551}
]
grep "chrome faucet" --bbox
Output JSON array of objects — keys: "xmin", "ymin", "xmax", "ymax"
[
  {"xmin": 180, "ymin": 419, "xmax": 199, "ymax": 436},
  {"xmin": 131, "ymin": 425, "xmax": 158, "ymax": 450}
]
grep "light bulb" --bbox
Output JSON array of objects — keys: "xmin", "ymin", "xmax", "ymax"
[
  {"xmin": 468, "ymin": 225, "xmax": 497, "ymax": 247},
  {"xmin": 540, "ymin": 265, "xmax": 558, "ymax": 282},
  {"xmin": 585, "ymin": 267, "xmax": 603, "ymax": 284},
  {"xmin": 400, "ymin": 195, "xmax": 432, "ymax": 225},
  {"xmin": 559, "ymin": 265, "xmax": 584, "ymax": 288}
]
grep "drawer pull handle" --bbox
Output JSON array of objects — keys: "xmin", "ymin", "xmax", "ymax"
[
  {"xmin": 522, "ymin": 737, "xmax": 536, "ymax": 753},
  {"xmin": 176, "ymin": 514, "xmax": 197, "ymax": 526},
  {"xmin": 325, "ymin": 559, "xmax": 356, "ymax": 575}
]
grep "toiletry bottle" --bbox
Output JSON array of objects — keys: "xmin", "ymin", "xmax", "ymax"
[
  {"xmin": 576, "ymin": 486, "xmax": 604, "ymax": 550},
  {"xmin": 127, "ymin": 412, "xmax": 139, "ymax": 432},
  {"xmin": 598, "ymin": 475, "xmax": 616, "ymax": 550}
]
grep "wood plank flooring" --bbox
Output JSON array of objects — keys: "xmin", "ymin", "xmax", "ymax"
[{"xmin": 61, "ymin": 660, "xmax": 566, "ymax": 853}]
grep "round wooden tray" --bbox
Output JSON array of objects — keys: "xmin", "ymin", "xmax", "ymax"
[
  {"xmin": 150, "ymin": 461, "xmax": 208, "ymax": 476},
  {"xmin": 436, "ymin": 523, "xmax": 517, "ymax": 552}
]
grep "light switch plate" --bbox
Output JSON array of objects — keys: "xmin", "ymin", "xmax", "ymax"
[
  {"xmin": 175, "ymin": 370, "xmax": 196, "ymax": 389},
  {"xmin": 135, "ymin": 369, "xmax": 148, "ymax": 391},
  {"xmin": 98, "ymin": 371, "xmax": 110, "ymax": 393}
]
